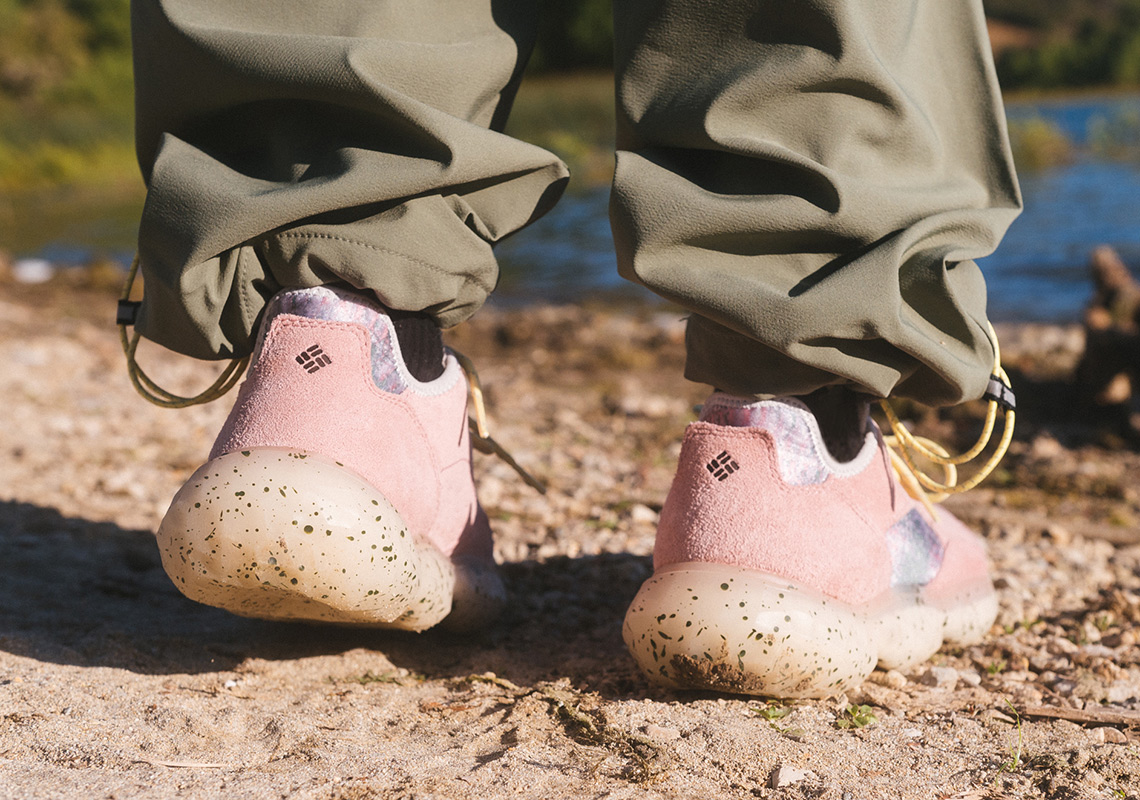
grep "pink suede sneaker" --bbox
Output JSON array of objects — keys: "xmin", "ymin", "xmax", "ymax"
[
  {"xmin": 623, "ymin": 393, "xmax": 998, "ymax": 698},
  {"xmin": 156, "ymin": 286, "xmax": 503, "ymax": 631}
]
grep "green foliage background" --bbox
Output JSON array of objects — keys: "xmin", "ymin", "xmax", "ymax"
[
  {"xmin": 990, "ymin": 0, "xmax": 1140, "ymax": 89},
  {"xmin": 530, "ymin": 0, "xmax": 613, "ymax": 72},
  {"xmin": 0, "ymin": 0, "xmax": 135, "ymax": 189}
]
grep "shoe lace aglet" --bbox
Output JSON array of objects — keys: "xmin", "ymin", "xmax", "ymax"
[
  {"xmin": 470, "ymin": 428, "xmax": 548, "ymax": 495},
  {"xmin": 453, "ymin": 350, "xmax": 547, "ymax": 495}
]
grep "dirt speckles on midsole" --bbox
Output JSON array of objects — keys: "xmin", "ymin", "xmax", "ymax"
[
  {"xmin": 157, "ymin": 448, "xmax": 500, "ymax": 631},
  {"xmin": 623, "ymin": 563, "xmax": 996, "ymax": 699}
]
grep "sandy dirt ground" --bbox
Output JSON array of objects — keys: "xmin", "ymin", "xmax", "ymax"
[{"xmin": 1, "ymin": 281, "xmax": 1139, "ymax": 800}]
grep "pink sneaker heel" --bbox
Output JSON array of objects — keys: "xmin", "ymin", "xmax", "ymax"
[
  {"xmin": 156, "ymin": 286, "xmax": 503, "ymax": 630},
  {"xmin": 159, "ymin": 449, "xmax": 462, "ymax": 629},
  {"xmin": 623, "ymin": 395, "xmax": 998, "ymax": 698}
]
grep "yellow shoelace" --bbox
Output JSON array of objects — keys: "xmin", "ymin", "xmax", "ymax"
[
  {"xmin": 452, "ymin": 351, "xmax": 547, "ymax": 494},
  {"xmin": 117, "ymin": 256, "xmax": 545, "ymax": 491},
  {"xmin": 879, "ymin": 323, "xmax": 1016, "ymax": 518}
]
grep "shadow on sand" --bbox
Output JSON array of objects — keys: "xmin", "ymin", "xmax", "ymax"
[{"xmin": 0, "ymin": 500, "xmax": 653, "ymax": 696}]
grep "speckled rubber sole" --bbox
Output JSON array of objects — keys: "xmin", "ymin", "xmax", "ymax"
[
  {"xmin": 156, "ymin": 448, "xmax": 504, "ymax": 631},
  {"xmin": 623, "ymin": 562, "xmax": 997, "ymax": 698}
]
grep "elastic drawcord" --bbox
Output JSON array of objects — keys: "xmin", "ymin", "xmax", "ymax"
[
  {"xmin": 118, "ymin": 254, "xmax": 249, "ymax": 409},
  {"xmin": 118, "ymin": 257, "xmax": 545, "ymax": 492},
  {"xmin": 879, "ymin": 322, "xmax": 1016, "ymax": 516}
]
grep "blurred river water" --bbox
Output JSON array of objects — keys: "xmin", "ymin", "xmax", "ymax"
[
  {"xmin": 3, "ymin": 94, "xmax": 1139, "ymax": 324},
  {"xmin": 495, "ymin": 94, "xmax": 1140, "ymax": 322}
]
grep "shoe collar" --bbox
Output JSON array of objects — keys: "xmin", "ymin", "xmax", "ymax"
[
  {"xmin": 255, "ymin": 286, "xmax": 462, "ymax": 397},
  {"xmin": 700, "ymin": 392, "xmax": 881, "ymax": 483}
]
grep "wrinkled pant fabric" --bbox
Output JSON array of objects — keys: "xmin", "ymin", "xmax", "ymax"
[{"xmin": 132, "ymin": 0, "xmax": 1021, "ymax": 406}]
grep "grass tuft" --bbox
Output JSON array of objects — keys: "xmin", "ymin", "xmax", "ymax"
[{"xmin": 835, "ymin": 703, "xmax": 879, "ymax": 730}]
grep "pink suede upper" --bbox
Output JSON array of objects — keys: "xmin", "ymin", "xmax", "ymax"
[
  {"xmin": 654, "ymin": 408, "xmax": 990, "ymax": 607},
  {"xmin": 211, "ymin": 313, "xmax": 490, "ymax": 560},
  {"xmin": 922, "ymin": 509, "xmax": 992, "ymax": 604}
]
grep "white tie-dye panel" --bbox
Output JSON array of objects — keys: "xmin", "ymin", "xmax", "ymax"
[
  {"xmin": 886, "ymin": 508, "xmax": 945, "ymax": 588},
  {"xmin": 699, "ymin": 400, "xmax": 829, "ymax": 486},
  {"xmin": 265, "ymin": 286, "xmax": 408, "ymax": 395}
]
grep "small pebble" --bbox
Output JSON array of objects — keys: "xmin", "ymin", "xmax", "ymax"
[
  {"xmin": 1045, "ymin": 524, "xmax": 1073, "ymax": 546},
  {"xmin": 1052, "ymin": 679, "xmax": 1077, "ymax": 696},
  {"xmin": 1048, "ymin": 636, "xmax": 1080, "ymax": 655},
  {"xmin": 959, "ymin": 670, "xmax": 982, "ymax": 687},
  {"xmin": 999, "ymin": 523, "xmax": 1026, "ymax": 543},
  {"xmin": 1105, "ymin": 683, "xmax": 1139, "ymax": 704},
  {"xmin": 867, "ymin": 669, "xmax": 907, "ymax": 690},
  {"xmin": 619, "ymin": 394, "xmax": 677, "ymax": 418},
  {"xmin": 1091, "ymin": 727, "xmax": 1128, "ymax": 745},
  {"xmin": 994, "ymin": 574, "xmax": 1020, "ymax": 591},
  {"xmin": 1029, "ymin": 435, "xmax": 1064, "ymax": 459},
  {"xmin": 643, "ymin": 723, "xmax": 680, "ymax": 742},
  {"xmin": 919, "ymin": 666, "xmax": 959, "ymax": 690},
  {"xmin": 769, "ymin": 765, "xmax": 810, "ymax": 788},
  {"xmin": 1083, "ymin": 769, "xmax": 1105, "ymax": 788},
  {"xmin": 629, "ymin": 504, "xmax": 658, "ymax": 525},
  {"xmin": 1002, "ymin": 670, "xmax": 1034, "ymax": 683},
  {"xmin": 12, "ymin": 258, "xmax": 53, "ymax": 284},
  {"xmin": 1101, "ymin": 630, "xmax": 1135, "ymax": 647}
]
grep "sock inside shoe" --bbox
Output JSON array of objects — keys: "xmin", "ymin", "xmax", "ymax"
[
  {"xmin": 799, "ymin": 387, "xmax": 871, "ymax": 463},
  {"xmin": 702, "ymin": 388, "xmax": 871, "ymax": 464},
  {"xmin": 386, "ymin": 308, "xmax": 445, "ymax": 383}
]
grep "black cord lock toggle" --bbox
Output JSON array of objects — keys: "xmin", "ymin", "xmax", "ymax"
[
  {"xmin": 983, "ymin": 374, "xmax": 1016, "ymax": 412},
  {"xmin": 116, "ymin": 300, "xmax": 141, "ymax": 327}
]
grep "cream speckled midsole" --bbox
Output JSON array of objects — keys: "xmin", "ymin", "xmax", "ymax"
[
  {"xmin": 156, "ymin": 448, "xmax": 503, "ymax": 631},
  {"xmin": 623, "ymin": 562, "xmax": 997, "ymax": 698}
]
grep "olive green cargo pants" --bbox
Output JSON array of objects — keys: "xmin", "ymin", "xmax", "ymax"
[{"xmin": 132, "ymin": 0, "xmax": 1020, "ymax": 406}]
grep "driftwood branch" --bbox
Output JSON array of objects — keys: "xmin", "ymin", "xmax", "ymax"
[{"xmin": 1020, "ymin": 704, "xmax": 1140, "ymax": 728}]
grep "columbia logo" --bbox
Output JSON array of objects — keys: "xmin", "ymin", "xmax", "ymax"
[
  {"xmin": 296, "ymin": 344, "xmax": 332, "ymax": 373},
  {"xmin": 706, "ymin": 450, "xmax": 739, "ymax": 481}
]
